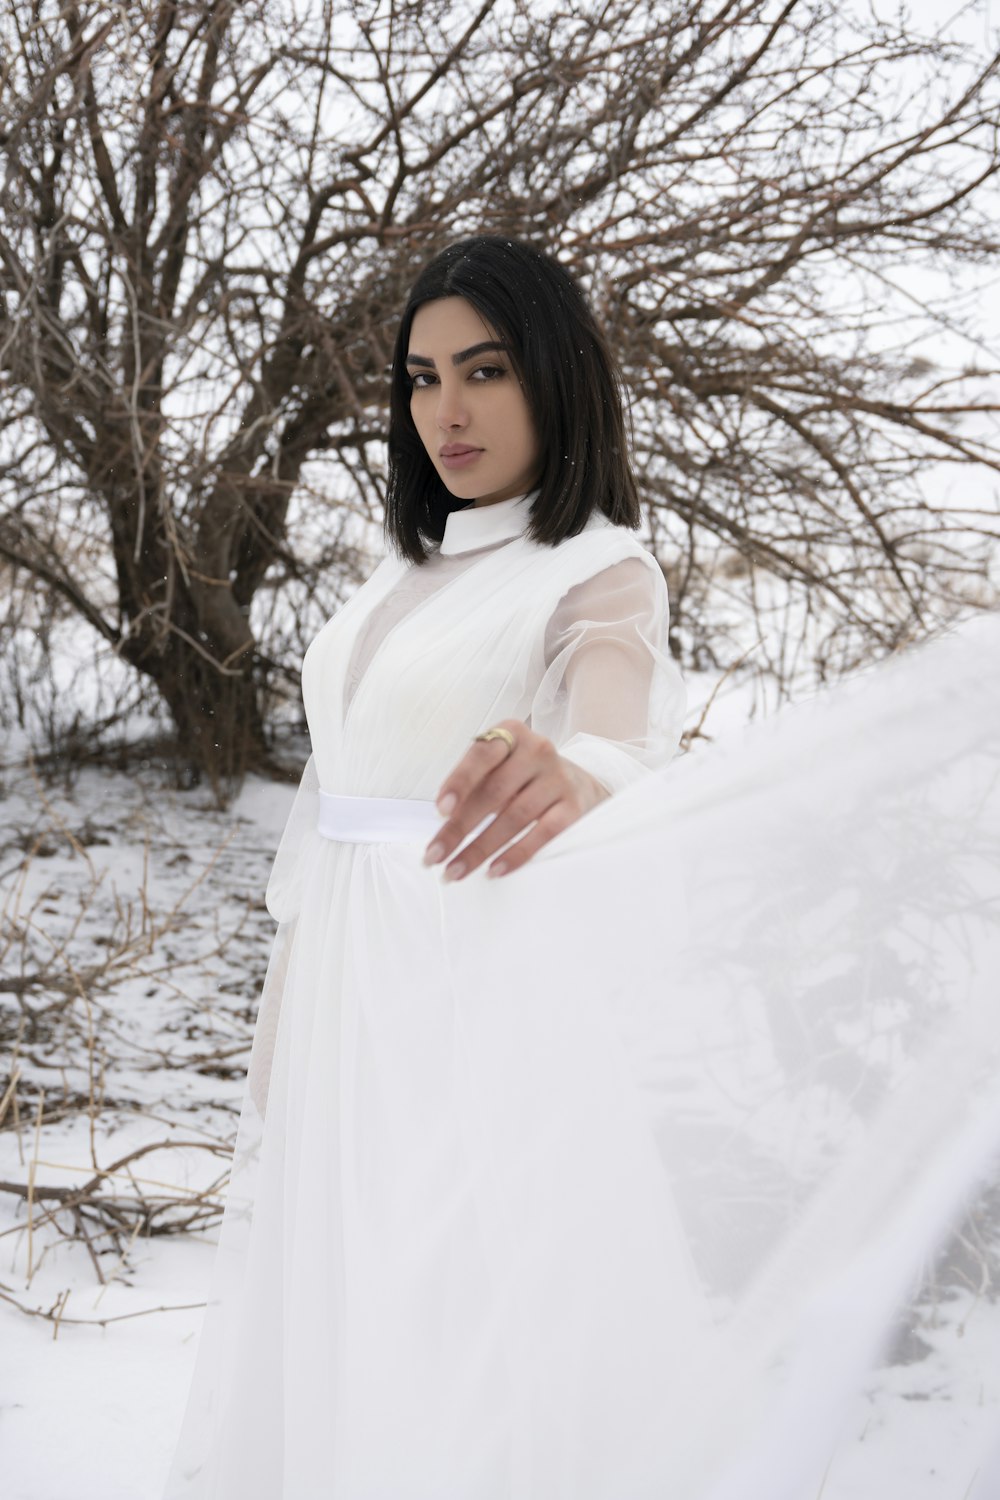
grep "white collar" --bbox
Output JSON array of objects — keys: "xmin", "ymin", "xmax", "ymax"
[{"xmin": 439, "ymin": 492, "xmax": 535, "ymax": 556}]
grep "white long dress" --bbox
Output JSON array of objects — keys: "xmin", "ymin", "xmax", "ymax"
[{"xmin": 163, "ymin": 493, "xmax": 1000, "ymax": 1499}]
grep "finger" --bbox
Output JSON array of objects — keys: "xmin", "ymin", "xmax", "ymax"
[
  {"xmin": 485, "ymin": 800, "xmax": 578, "ymax": 877},
  {"xmin": 427, "ymin": 731, "xmax": 540, "ymax": 866},
  {"xmin": 425, "ymin": 752, "xmax": 534, "ymax": 868},
  {"xmin": 441, "ymin": 735, "xmax": 560, "ymax": 850},
  {"xmin": 434, "ymin": 721, "xmax": 524, "ymax": 819},
  {"xmin": 442, "ymin": 747, "xmax": 541, "ymax": 843},
  {"xmin": 441, "ymin": 780, "xmax": 563, "ymax": 879}
]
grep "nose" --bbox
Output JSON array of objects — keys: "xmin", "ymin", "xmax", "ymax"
[{"xmin": 435, "ymin": 376, "xmax": 468, "ymax": 432}]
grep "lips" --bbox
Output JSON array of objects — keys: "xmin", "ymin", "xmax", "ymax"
[{"xmin": 439, "ymin": 444, "xmax": 484, "ymax": 470}]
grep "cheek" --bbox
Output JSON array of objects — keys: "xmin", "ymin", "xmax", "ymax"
[
  {"xmin": 501, "ymin": 390, "xmax": 538, "ymax": 456},
  {"xmin": 410, "ymin": 397, "xmax": 434, "ymax": 450},
  {"xmin": 520, "ymin": 408, "xmax": 542, "ymax": 465}
]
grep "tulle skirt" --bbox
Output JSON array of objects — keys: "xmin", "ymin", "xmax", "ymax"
[{"xmin": 163, "ymin": 616, "xmax": 1000, "ymax": 1499}]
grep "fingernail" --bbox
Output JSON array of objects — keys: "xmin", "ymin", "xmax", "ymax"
[
  {"xmin": 487, "ymin": 861, "xmax": 507, "ymax": 879},
  {"xmin": 437, "ymin": 793, "xmax": 457, "ymax": 816},
  {"xmin": 442, "ymin": 861, "xmax": 465, "ymax": 882},
  {"xmin": 423, "ymin": 842, "xmax": 445, "ymax": 866}
]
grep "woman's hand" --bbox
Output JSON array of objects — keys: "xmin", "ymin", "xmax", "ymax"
[{"xmin": 423, "ymin": 719, "xmax": 610, "ymax": 881}]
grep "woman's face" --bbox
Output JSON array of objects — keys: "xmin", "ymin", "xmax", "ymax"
[{"xmin": 406, "ymin": 296, "xmax": 541, "ymax": 508}]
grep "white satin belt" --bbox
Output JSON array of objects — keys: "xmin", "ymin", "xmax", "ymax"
[{"xmin": 317, "ymin": 791, "xmax": 441, "ymax": 844}]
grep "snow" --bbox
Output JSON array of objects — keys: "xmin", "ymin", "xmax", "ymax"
[
  {"xmin": 1, "ymin": 737, "xmax": 998, "ymax": 1499},
  {"xmin": 0, "ymin": 756, "xmax": 295, "ymax": 1499}
]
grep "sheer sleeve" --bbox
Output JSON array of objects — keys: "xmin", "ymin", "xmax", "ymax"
[
  {"xmin": 265, "ymin": 753, "xmax": 320, "ymax": 923},
  {"xmin": 531, "ymin": 553, "xmax": 686, "ymax": 796}
]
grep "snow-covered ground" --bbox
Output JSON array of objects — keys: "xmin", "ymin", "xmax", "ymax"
[
  {"xmin": 1, "ymin": 719, "xmax": 997, "ymax": 1499},
  {"xmin": 0, "ymin": 755, "xmax": 294, "ymax": 1498}
]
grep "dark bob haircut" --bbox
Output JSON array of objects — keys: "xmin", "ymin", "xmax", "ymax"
[{"xmin": 384, "ymin": 236, "xmax": 641, "ymax": 563}]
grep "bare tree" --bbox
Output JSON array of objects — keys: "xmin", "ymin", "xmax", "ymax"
[{"xmin": 1, "ymin": 0, "xmax": 998, "ymax": 785}]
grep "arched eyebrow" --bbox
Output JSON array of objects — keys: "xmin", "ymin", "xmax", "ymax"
[{"xmin": 405, "ymin": 340, "xmax": 511, "ymax": 369}]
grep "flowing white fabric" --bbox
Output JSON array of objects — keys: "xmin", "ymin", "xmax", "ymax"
[{"xmin": 163, "ymin": 492, "xmax": 1000, "ymax": 1499}]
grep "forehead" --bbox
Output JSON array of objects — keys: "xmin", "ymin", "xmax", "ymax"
[{"xmin": 408, "ymin": 296, "xmax": 499, "ymax": 353}]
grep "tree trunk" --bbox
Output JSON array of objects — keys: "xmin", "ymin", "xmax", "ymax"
[
  {"xmin": 151, "ymin": 636, "xmax": 268, "ymax": 791},
  {"xmin": 103, "ymin": 463, "xmax": 276, "ymax": 792}
]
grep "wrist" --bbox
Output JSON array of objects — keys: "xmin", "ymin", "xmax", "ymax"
[{"xmin": 559, "ymin": 754, "xmax": 611, "ymax": 812}]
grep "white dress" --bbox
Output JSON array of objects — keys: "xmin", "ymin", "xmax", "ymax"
[{"xmin": 163, "ymin": 494, "xmax": 1000, "ymax": 1499}]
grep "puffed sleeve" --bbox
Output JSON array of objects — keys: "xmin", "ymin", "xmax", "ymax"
[{"xmin": 530, "ymin": 553, "xmax": 686, "ymax": 796}]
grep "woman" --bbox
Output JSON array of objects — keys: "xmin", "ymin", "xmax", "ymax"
[{"xmin": 163, "ymin": 238, "xmax": 1000, "ymax": 1499}]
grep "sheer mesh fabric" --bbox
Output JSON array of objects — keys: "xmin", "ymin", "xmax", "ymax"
[{"xmin": 343, "ymin": 539, "xmax": 682, "ymax": 796}]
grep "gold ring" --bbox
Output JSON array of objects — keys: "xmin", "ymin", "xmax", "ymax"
[{"xmin": 474, "ymin": 726, "xmax": 516, "ymax": 756}]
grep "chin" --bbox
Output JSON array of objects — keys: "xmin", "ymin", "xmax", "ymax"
[{"xmin": 438, "ymin": 473, "xmax": 487, "ymax": 500}]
